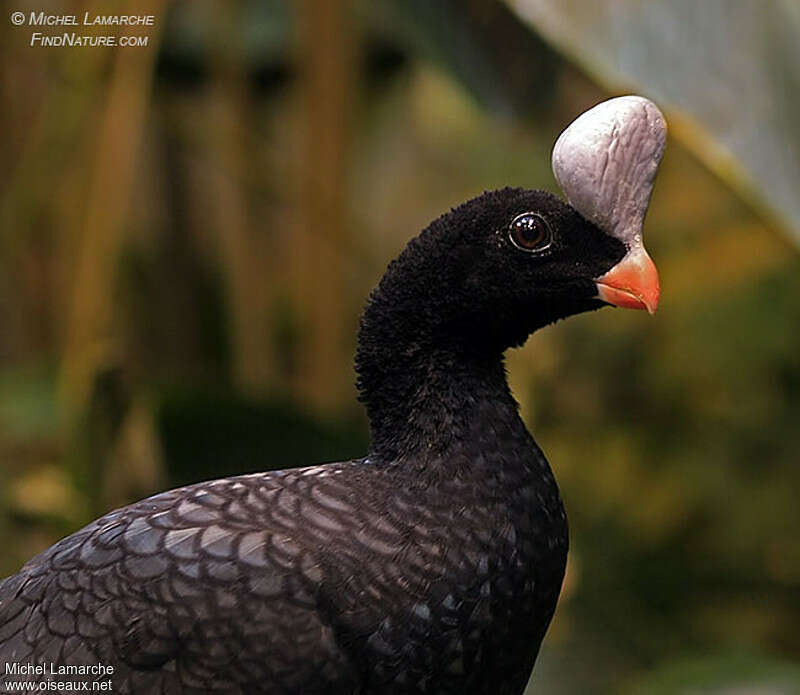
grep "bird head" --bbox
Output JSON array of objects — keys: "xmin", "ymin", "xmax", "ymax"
[{"xmin": 361, "ymin": 96, "xmax": 666, "ymax": 359}]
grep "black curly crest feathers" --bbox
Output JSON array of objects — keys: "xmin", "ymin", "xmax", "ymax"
[{"xmin": 0, "ymin": 187, "xmax": 629, "ymax": 694}]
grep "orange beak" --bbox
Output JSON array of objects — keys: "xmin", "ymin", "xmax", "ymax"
[{"xmin": 595, "ymin": 245, "xmax": 660, "ymax": 314}]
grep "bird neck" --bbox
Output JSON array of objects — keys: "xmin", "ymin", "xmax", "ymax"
[{"xmin": 355, "ymin": 294, "xmax": 529, "ymax": 466}]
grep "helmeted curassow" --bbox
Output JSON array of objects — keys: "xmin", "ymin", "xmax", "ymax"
[{"xmin": 0, "ymin": 96, "xmax": 666, "ymax": 694}]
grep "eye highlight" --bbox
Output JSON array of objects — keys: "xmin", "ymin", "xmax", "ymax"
[{"xmin": 508, "ymin": 212, "xmax": 552, "ymax": 252}]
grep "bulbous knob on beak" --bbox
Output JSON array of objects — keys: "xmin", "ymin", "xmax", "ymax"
[{"xmin": 552, "ymin": 96, "xmax": 667, "ymax": 314}]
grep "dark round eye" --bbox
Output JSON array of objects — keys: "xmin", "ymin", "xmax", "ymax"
[{"xmin": 508, "ymin": 212, "xmax": 552, "ymax": 252}]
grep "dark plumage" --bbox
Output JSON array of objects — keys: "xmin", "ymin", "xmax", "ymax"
[{"xmin": 0, "ymin": 97, "xmax": 666, "ymax": 694}]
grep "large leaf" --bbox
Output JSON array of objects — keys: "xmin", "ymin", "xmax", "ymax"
[{"xmin": 508, "ymin": 0, "xmax": 800, "ymax": 244}]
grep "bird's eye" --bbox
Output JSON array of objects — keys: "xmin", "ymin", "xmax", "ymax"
[{"xmin": 508, "ymin": 212, "xmax": 552, "ymax": 252}]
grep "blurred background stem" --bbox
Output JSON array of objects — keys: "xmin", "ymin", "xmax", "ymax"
[
  {"xmin": 58, "ymin": 0, "xmax": 165, "ymax": 513},
  {"xmin": 292, "ymin": 0, "xmax": 359, "ymax": 413}
]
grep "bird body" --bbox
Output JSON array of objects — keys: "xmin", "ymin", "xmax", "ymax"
[
  {"xmin": 0, "ymin": 97, "xmax": 666, "ymax": 693},
  {"xmin": 1, "ymin": 441, "xmax": 565, "ymax": 693},
  {"xmin": 1, "ymin": 196, "xmax": 570, "ymax": 693}
]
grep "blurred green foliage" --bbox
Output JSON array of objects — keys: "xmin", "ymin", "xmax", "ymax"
[
  {"xmin": 627, "ymin": 652, "xmax": 800, "ymax": 695},
  {"xmin": 0, "ymin": 1, "xmax": 798, "ymax": 693}
]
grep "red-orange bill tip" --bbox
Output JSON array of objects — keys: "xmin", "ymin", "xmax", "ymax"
[{"xmin": 595, "ymin": 247, "xmax": 660, "ymax": 314}]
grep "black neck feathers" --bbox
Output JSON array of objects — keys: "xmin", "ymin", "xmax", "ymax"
[
  {"xmin": 355, "ymin": 229, "xmax": 522, "ymax": 464},
  {"xmin": 354, "ymin": 187, "xmax": 622, "ymax": 464}
]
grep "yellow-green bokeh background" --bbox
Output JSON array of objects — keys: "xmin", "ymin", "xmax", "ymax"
[{"xmin": 1, "ymin": 2, "xmax": 799, "ymax": 693}]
